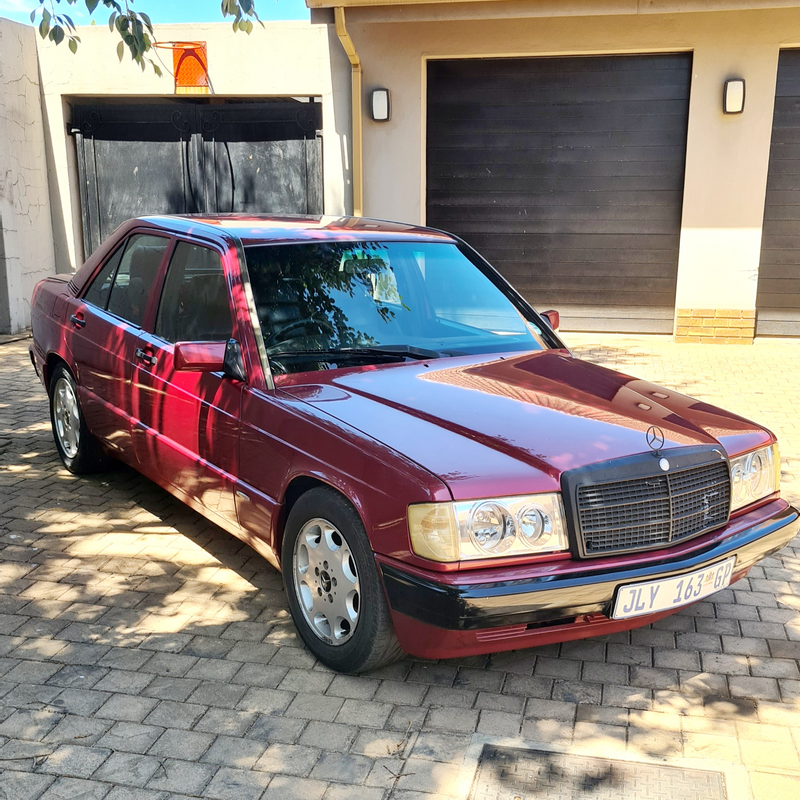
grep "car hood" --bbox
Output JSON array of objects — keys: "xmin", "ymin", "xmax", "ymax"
[{"xmin": 278, "ymin": 350, "xmax": 771, "ymax": 500}]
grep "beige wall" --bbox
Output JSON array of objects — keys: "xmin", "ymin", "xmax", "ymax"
[
  {"xmin": 344, "ymin": 5, "xmax": 800, "ymax": 327},
  {"xmin": 0, "ymin": 18, "xmax": 55, "ymax": 333},
  {"xmin": 35, "ymin": 21, "xmax": 351, "ymax": 274}
]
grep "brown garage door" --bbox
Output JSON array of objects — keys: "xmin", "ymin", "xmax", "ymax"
[
  {"xmin": 757, "ymin": 50, "xmax": 800, "ymax": 336},
  {"xmin": 426, "ymin": 54, "xmax": 692, "ymax": 333}
]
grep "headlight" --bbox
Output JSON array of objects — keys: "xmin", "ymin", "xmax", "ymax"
[
  {"xmin": 408, "ymin": 493, "xmax": 568, "ymax": 563},
  {"xmin": 730, "ymin": 443, "xmax": 780, "ymax": 512}
]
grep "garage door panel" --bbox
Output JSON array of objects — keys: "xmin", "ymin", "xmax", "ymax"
[
  {"xmin": 429, "ymin": 159, "xmax": 684, "ymax": 181},
  {"xmin": 427, "ymin": 54, "xmax": 690, "ymax": 333},
  {"xmin": 757, "ymin": 49, "xmax": 800, "ymax": 335},
  {"xmin": 428, "ymin": 174, "xmax": 685, "ymax": 193},
  {"xmin": 429, "ymin": 106, "xmax": 690, "ymax": 132},
  {"xmin": 444, "ymin": 207, "xmax": 681, "ymax": 229},
  {"xmin": 428, "ymin": 130, "xmax": 687, "ymax": 151},
  {"xmin": 441, "ymin": 217, "xmax": 679, "ymax": 237},
  {"xmin": 477, "ymin": 247, "xmax": 677, "ymax": 266},
  {"xmin": 430, "ymin": 145, "xmax": 687, "ymax": 166}
]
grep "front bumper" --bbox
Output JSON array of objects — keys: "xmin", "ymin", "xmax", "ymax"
[{"xmin": 380, "ymin": 500, "xmax": 798, "ymax": 638}]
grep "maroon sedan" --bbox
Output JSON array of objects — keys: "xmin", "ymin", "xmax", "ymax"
[{"xmin": 30, "ymin": 215, "xmax": 798, "ymax": 672}]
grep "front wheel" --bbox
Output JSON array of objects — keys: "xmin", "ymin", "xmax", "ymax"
[
  {"xmin": 282, "ymin": 487, "xmax": 403, "ymax": 673},
  {"xmin": 49, "ymin": 363, "xmax": 107, "ymax": 474}
]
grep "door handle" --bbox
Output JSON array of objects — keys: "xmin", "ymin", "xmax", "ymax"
[
  {"xmin": 135, "ymin": 348, "xmax": 158, "ymax": 367},
  {"xmin": 69, "ymin": 314, "xmax": 86, "ymax": 329}
]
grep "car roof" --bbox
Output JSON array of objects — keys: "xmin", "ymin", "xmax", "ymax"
[{"xmin": 139, "ymin": 214, "xmax": 457, "ymax": 247}]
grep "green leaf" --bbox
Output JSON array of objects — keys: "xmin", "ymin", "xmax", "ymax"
[
  {"xmin": 52, "ymin": 25, "xmax": 65, "ymax": 45},
  {"xmin": 39, "ymin": 18, "xmax": 50, "ymax": 39},
  {"xmin": 86, "ymin": 0, "xmax": 100, "ymax": 13},
  {"xmin": 140, "ymin": 12, "xmax": 153, "ymax": 30},
  {"xmin": 42, "ymin": 7, "xmax": 50, "ymax": 26},
  {"xmin": 68, "ymin": 38, "xmax": 78, "ymax": 54},
  {"xmin": 153, "ymin": 63, "xmax": 163, "ymax": 78},
  {"xmin": 117, "ymin": 40, "xmax": 124, "ymax": 62},
  {"xmin": 108, "ymin": 12, "xmax": 117, "ymax": 32},
  {"xmin": 30, "ymin": 10, "xmax": 36, "ymax": 23}
]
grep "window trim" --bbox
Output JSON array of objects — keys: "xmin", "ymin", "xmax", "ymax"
[
  {"xmin": 81, "ymin": 230, "xmax": 172, "ymax": 331},
  {"xmin": 151, "ymin": 237, "xmax": 238, "ymax": 347}
]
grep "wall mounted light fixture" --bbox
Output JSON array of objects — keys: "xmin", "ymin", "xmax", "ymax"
[
  {"xmin": 371, "ymin": 89, "xmax": 391, "ymax": 122},
  {"xmin": 723, "ymin": 79, "xmax": 745, "ymax": 114}
]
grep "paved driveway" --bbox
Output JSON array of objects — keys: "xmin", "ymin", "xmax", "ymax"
[{"xmin": 0, "ymin": 334, "xmax": 799, "ymax": 800}]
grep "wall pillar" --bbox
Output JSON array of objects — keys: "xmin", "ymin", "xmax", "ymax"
[
  {"xmin": 674, "ymin": 35, "xmax": 779, "ymax": 343},
  {"xmin": 0, "ymin": 19, "xmax": 55, "ymax": 333}
]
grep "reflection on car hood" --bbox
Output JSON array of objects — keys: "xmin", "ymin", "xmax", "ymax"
[{"xmin": 278, "ymin": 350, "xmax": 771, "ymax": 500}]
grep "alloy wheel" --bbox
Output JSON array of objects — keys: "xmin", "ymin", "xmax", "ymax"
[
  {"xmin": 53, "ymin": 377, "xmax": 80, "ymax": 459},
  {"xmin": 292, "ymin": 517, "xmax": 361, "ymax": 645}
]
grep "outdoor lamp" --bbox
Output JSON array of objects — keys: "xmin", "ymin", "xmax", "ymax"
[
  {"xmin": 723, "ymin": 79, "xmax": 745, "ymax": 114},
  {"xmin": 371, "ymin": 89, "xmax": 391, "ymax": 122}
]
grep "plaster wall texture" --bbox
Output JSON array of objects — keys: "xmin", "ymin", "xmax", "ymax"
[
  {"xmin": 35, "ymin": 20, "xmax": 351, "ymax": 274},
  {"xmin": 0, "ymin": 18, "xmax": 56, "ymax": 334},
  {"xmin": 345, "ymin": 6, "xmax": 800, "ymax": 323}
]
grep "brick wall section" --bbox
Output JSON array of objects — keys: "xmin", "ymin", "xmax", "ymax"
[{"xmin": 675, "ymin": 309, "xmax": 756, "ymax": 344}]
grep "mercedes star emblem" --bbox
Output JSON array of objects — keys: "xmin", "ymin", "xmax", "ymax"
[{"xmin": 646, "ymin": 425, "xmax": 666, "ymax": 453}]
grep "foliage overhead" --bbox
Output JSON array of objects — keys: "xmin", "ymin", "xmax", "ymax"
[{"xmin": 29, "ymin": 0, "xmax": 261, "ymax": 75}]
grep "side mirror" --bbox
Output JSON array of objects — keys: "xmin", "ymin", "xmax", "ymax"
[
  {"xmin": 174, "ymin": 341, "xmax": 226, "ymax": 372},
  {"xmin": 173, "ymin": 339, "xmax": 247, "ymax": 382},
  {"xmin": 541, "ymin": 309, "xmax": 560, "ymax": 331}
]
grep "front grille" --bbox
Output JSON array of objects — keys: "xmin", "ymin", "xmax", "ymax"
[{"xmin": 575, "ymin": 460, "xmax": 731, "ymax": 556}]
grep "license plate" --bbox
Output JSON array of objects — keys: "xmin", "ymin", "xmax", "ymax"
[{"xmin": 612, "ymin": 557, "xmax": 736, "ymax": 620}]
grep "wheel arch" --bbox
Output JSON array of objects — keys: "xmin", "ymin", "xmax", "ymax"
[
  {"xmin": 44, "ymin": 352, "xmax": 70, "ymax": 392},
  {"xmin": 276, "ymin": 474, "xmax": 368, "ymax": 566}
]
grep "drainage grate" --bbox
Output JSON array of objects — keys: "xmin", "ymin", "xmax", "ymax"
[{"xmin": 470, "ymin": 745, "xmax": 726, "ymax": 800}]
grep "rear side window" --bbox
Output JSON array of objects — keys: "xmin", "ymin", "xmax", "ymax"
[
  {"xmin": 84, "ymin": 245, "xmax": 125, "ymax": 310},
  {"xmin": 155, "ymin": 242, "xmax": 233, "ymax": 343},
  {"xmin": 106, "ymin": 235, "xmax": 170, "ymax": 327}
]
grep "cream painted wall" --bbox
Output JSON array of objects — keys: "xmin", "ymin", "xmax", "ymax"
[
  {"xmin": 35, "ymin": 21, "xmax": 351, "ymax": 274},
  {"xmin": 345, "ymin": 6, "xmax": 800, "ymax": 324},
  {"xmin": 0, "ymin": 18, "xmax": 56, "ymax": 333}
]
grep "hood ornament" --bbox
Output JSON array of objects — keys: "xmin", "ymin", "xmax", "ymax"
[
  {"xmin": 646, "ymin": 425, "xmax": 665, "ymax": 453},
  {"xmin": 646, "ymin": 426, "xmax": 670, "ymax": 471}
]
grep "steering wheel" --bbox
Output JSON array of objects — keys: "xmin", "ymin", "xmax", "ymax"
[{"xmin": 265, "ymin": 316, "xmax": 336, "ymax": 348}]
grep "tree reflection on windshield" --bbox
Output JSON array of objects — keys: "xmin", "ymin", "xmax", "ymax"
[{"xmin": 244, "ymin": 239, "xmax": 547, "ymax": 374}]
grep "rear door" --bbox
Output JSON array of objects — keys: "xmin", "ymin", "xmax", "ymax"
[
  {"xmin": 68, "ymin": 233, "xmax": 170, "ymax": 460},
  {"xmin": 132, "ymin": 239, "xmax": 242, "ymax": 527}
]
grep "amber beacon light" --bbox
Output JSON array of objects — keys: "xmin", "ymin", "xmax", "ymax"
[{"xmin": 154, "ymin": 41, "xmax": 210, "ymax": 95}]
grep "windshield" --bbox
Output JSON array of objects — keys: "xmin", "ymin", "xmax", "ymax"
[{"xmin": 244, "ymin": 240, "xmax": 549, "ymax": 373}]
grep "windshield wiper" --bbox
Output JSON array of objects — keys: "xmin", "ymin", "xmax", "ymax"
[{"xmin": 268, "ymin": 345, "xmax": 441, "ymax": 363}]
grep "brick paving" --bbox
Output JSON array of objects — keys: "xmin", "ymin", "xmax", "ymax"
[{"xmin": 0, "ymin": 333, "xmax": 799, "ymax": 799}]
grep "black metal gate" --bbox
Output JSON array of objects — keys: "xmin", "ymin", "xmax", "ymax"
[{"xmin": 71, "ymin": 100, "xmax": 323, "ymax": 256}]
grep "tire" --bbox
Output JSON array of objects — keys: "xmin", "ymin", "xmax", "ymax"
[
  {"xmin": 49, "ymin": 363, "xmax": 107, "ymax": 474},
  {"xmin": 282, "ymin": 486, "xmax": 403, "ymax": 673}
]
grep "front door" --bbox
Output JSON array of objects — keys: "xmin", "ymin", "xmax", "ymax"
[
  {"xmin": 132, "ymin": 240, "xmax": 241, "ymax": 527},
  {"xmin": 69, "ymin": 233, "xmax": 170, "ymax": 461}
]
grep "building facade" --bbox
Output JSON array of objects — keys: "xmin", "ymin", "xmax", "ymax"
[
  {"xmin": 312, "ymin": 0, "xmax": 800, "ymax": 340},
  {"xmin": 2, "ymin": 2, "xmax": 800, "ymax": 341}
]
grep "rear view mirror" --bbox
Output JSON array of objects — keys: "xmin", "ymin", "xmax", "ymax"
[{"xmin": 541, "ymin": 309, "xmax": 560, "ymax": 331}]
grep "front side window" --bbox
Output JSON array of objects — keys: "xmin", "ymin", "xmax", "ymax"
[
  {"xmin": 106, "ymin": 234, "xmax": 170, "ymax": 327},
  {"xmin": 244, "ymin": 240, "xmax": 547, "ymax": 374},
  {"xmin": 155, "ymin": 242, "xmax": 233, "ymax": 343}
]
